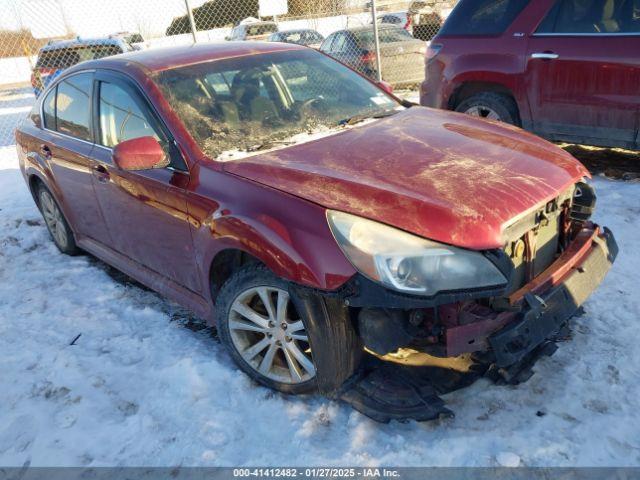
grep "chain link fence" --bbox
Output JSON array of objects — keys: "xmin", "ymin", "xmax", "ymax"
[{"xmin": 0, "ymin": 0, "xmax": 456, "ymax": 148}]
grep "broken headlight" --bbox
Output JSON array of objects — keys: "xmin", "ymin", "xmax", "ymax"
[{"xmin": 327, "ymin": 210, "xmax": 507, "ymax": 296}]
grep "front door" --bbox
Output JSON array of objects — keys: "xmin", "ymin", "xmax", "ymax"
[
  {"xmin": 526, "ymin": 0, "xmax": 640, "ymax": 148},
  {"xmin": 89, "ymin": 73, "xmax": 202, "ymax": 294}
]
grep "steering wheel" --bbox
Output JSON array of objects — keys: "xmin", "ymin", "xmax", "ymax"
[{"xmin": 297, "ymin": 97, "xmax": 328, "ymax": 119}]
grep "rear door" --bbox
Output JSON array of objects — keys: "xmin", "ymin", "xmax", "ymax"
[
  {"xmin": 88, "ymin": 72, "xmax": 202, "ymax": 293},
  {"xmin": 526, "ymin": 0, "xmax": 640, "ymax": 148},
  {"xmin": 39, "ymin": 72, "xmax": 112, "ymax": 244}
]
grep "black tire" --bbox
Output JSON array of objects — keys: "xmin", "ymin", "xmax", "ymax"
[
  {"xmin": 216, "ymin": 264, "xmax": 362, "ymax": 395},
  {"xmin": 36, "ymin": 183, "xmax": 79, "ymax": 256},
  {"xmin": 455, "ymin": 92, "xmax": 520, "ymax": 126}
]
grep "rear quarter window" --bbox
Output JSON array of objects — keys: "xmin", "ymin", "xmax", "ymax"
[{"xmin": 439, "ymin": 0, "xmax": 530, "ymax": 35}]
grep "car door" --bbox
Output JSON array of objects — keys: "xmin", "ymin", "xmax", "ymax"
[
  {"xmin": 526, "ymin": 0, "xmax": 640, "ymax": 148},
  {"xmin": 88, "ymin": 72, "xmax": 202, "ymax": 294},
  {"xmin": 39, "ymin": 71, "xmax": 112, "ymax": 244}
]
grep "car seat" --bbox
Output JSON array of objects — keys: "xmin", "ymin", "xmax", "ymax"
[{"xmin": 231, "ymin": 69, "xmax": 279, "ymax": 122}]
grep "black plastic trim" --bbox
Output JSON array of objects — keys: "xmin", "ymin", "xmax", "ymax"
[{"xmin": 338, "ymin": 274, "xmax": 509, "ymax": 309}]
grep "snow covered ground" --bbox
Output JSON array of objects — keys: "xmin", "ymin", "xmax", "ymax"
[{"xmin": 1, "ymin": 93, "xmax": 640, "ymax": 467}]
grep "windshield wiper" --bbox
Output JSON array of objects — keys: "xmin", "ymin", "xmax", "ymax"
[
  {"xmin": 338, "ymin": 109, "xmax": 398, "ymax": 127},
  {"xmin": 245, "ymin": 140, "xmax": 296, "ymax": 152}
]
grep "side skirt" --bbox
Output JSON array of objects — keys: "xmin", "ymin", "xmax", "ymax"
[{"xmin": 77, "ymin": 236, "xmax": 213, "ymax": 322}]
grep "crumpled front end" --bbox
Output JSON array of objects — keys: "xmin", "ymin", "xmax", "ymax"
[{"xmin": 316, "ymin": 180, "xmax": 618, "ymax": 422}]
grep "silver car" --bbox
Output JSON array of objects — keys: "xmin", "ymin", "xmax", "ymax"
[{"xmin": 320, "ymin": 25, "xmax": 426, "ymax": 87}]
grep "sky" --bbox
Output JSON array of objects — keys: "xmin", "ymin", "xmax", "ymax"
[{"xmin": 0, "ymin": 0, "xmax": 204, "ymax": 38}]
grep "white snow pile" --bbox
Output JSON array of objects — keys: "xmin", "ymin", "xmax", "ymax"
[{"xmin": 1, "ymin": 144, "xmax": 639, "ymax": 467}]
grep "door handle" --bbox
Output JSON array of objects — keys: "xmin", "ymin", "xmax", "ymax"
[
  {"xmin": 40, "ymin": 144, "xmax": 52, "ymax": 159},
  {"xmin": 531, "ymin": 52, "xmax": 559, "ymax": 60},
  {"xmin": 92, "ymin": 164, "xmax": 110, "ymax": 183}
]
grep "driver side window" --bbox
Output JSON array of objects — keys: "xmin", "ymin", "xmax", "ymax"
[{"xmin": 98, "ymin": 81, "xmax": 160, "ymax": 148}]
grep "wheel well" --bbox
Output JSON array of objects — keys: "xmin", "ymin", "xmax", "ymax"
[
  {"xmin": 209, "ymin": 249, "xmax": 264, "ymax": 303},
  {"xmin": 28, "ymin": 175, "xmax": 44, "ymax": 206},
  {"xmin": 448, "ymin": 82, "xmax": 516, "ymax": 111}
]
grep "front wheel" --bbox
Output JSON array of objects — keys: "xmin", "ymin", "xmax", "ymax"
[
  {"xmin": 455, "ymin": 92, "xmax": 520, "ymax": 126},
  {"xmin": 216, "ymin": 265, "xmax": 362, "ymax": 395}
]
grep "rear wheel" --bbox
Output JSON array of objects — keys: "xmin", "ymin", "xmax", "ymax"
[
  {"xmin": 216, "ymin": 265, "xmax": 362, "ymax": 395},
  {"xmin": 37, "ymin": 184, "xmax": 79, "ymax": 255},
  {"xmin": 455, "ymin": 92, "xmax": 520, "ymax": 126}
]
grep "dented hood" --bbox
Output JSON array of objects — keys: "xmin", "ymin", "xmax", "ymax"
[{"xmin": 223, "ymin": 107, "xmax": 589, "ymax": 250}]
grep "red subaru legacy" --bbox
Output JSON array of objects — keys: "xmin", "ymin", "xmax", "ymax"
[{"xmin": 15, "ymin": 42, "xmax": 617, "ymax": 421}]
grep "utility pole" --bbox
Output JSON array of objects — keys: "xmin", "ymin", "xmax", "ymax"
[
  {"xmin": 369, "ymin": 0, "xmax": 382, "ymax": 82},
  {"xmin": 184, "ymin": 0, "xmax": 197, "ymax": 43}
]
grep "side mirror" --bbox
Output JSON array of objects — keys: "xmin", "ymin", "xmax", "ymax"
[
  {"xmin": 376, "ymin": 80, "xmax": 394, "ymax": 95},
  {"xmin": 112, "ymin": 136, "xmax": 169, "ymax": 171}
]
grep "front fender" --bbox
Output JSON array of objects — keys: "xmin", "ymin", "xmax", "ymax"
[
  {"xmin": 445, "ymin": 53, "xmax": 531, "ymax": 125},
  {"xmin": 189, "ymin": 166, "xmax": 357, "ymax": 304}
]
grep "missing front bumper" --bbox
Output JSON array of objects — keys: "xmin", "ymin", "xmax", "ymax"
[{"xmin": 489, "ymin": 226, "xmax": 617, "ymax": 368}]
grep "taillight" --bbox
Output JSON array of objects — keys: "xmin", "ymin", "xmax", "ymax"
[
  {"xmin": 404, "ymin": 16, "xmax": 412, "ymax": 30},
  {"xmin": 361, "ymin": 51, "xmax": 376, "ymax": 65},
  {"xmin": 426, "ymin": 43, "xmax": 442, "ymax": 63},
  {"xmin": 30, "ymin": 72, "xmax": 37, "ymax": 88}
]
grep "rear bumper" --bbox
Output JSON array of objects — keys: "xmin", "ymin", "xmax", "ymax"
[{"xmin": 488, "ymin": 226, "xmax": 617, "ymax": 367}]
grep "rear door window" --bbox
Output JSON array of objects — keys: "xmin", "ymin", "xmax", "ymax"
[
  {"xmin": 537, "ymin": 0, "xmax": 640, "ymax": 34},
  {"xmin": 320, "ymin": 33, "xmax": 336, "ymax": 52},
  {"xmin": 331, "ymin": 33, "xmax": 348, "ymax": 52},
  {"xmin": 439, "ymin": 0, "xmax": 530, "ymax": 35},
  {"xmin": 55, "ymin": 73, "xmax": 93, "ymax": 141}
]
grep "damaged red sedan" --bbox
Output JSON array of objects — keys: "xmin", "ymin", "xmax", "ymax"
[{"xmin": 15, "ymin": 42, "xmax": 617, "ymax": 422}]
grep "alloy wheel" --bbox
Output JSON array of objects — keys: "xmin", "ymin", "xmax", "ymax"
[
  {"xmin": 40, "ymin": 190, "xmax": 69, "ymax": 249},
  {"xmin": 464, "ymin": 105, "xmax": 501, "ymax": 121},
  {"xmin": 228, "ymin": 286, "xmax": 316, "ymax": 384}
]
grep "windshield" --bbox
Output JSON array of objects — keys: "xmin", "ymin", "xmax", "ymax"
[{"xmin": 154, "ymin": 49, "xmax": 400, "ymax": 159}]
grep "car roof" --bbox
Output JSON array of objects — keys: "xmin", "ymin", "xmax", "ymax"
[
  {"xmin": 278, "ymin": 28, "xmax": 319, "ymax": 34},
  {"xmin": 75, "ymin": 41, "xmax": 307, "ymax": 73},
  {"xmin": 239, "ymin": 21, "xmax": 277, "ymax": 27},
  {"xmin": 40, "ymin": 37, "xmax": 126, "ymax": 52},
  {"xmin": 347, "ymin": 24, "xmax": 401, "ymax": 32}
]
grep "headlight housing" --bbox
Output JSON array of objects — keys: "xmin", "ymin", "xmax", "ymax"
[{"xmin": 327, "ymin": 210, "xmax": 507, "ymax": 296}]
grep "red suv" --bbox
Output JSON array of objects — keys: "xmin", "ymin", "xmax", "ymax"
[
  {"xmin": 15, "ymin": 42, "xmax": 617, "ymax": 422},
  {"xmin": 421, "ymin": 0, "xmax": 640, "ymax": 150}
]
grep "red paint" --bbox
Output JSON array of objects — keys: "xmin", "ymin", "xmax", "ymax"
[
  {"xmin": 112, "ymin": 136, "xmax": 167, "ymax": 171},
  {"xmin": 445, "ymin": 223, "xmax": 604, "ymax": 357},
  {"xmin": 225, "ymin": 107, "xmax": 588, "ymax": 250},
  {"xmin": 14, "ymin": 42, "xmax": 594, "ymax": 326},
  {"xmin": 376, "ymin": 80, "xmax": 394, "ymax": 95},
  {"xmin": 420, "ymin": 0, "xmax": 640, "ymax": 149}
]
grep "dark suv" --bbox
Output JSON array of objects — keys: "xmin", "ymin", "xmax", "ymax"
[
  {"xmin": 31, "ymin": 37, "xmax": 131, "ymax": 97},
  {"xmin": 420, "ymin": 0, "xmax": 640, "ymax": 150}
]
